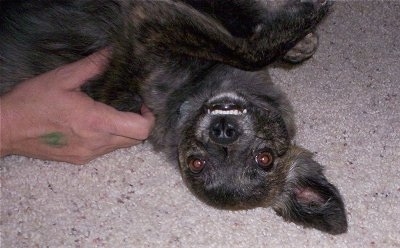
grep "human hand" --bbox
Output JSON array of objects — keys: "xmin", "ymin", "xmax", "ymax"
[{"xmin": 0, "ymin": 50, "xmax": 155, "ymax": 164}]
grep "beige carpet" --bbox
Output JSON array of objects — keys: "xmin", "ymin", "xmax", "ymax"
[{"xmin": 1, "ymin": 2, "xmax": 399, "ymax": 247}]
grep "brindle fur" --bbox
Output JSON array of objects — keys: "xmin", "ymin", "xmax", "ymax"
[{"xmin": 0, "ymin": 0, "xmax": 347, "ymax": 234}]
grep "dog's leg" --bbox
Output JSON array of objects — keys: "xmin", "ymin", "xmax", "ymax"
[
  {"xmin": 161, "ymin": 0, "xmax": 331, "ymax": 68},
  {"xmin": 87, "ymin": 0, "xmax": 332, "ymax": 111},
  {"xmin": 232, "ymin": 0, "xmax": 332, "ymax": 67},
  {"xmin": 181, "ymin": 0, "xmax": 328, "ymax": 64}
]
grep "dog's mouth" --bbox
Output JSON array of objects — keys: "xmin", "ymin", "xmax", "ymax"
[{"xmin": 194, "ymin": 92, "xmax": 252, "ymax": 146}]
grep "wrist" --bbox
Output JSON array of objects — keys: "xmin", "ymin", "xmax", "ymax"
[{"xmin": 0, "ymin": 95, "xmax": 16, "ymax": 157}]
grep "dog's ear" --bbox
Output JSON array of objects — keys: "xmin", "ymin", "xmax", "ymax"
[{"xmin": 273, "ymin": 147, "xmax": 348, "ymax": 234}]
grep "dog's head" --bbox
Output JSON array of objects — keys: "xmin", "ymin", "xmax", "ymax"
[
  {"xmin": 176, "ymin": 87, "xmax": 347, "ymax": 234},
  {"xmin": 178, "ymin": 91, "xmax": 292, "ymax": 208}
]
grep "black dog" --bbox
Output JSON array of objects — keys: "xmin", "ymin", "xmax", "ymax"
[{"xmin": 0, "ymin": 0, "xmax": 347, "ymax": 234}]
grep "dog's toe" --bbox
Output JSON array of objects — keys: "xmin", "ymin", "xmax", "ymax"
[{"xmin": 282, "ymin": 32, "xmax": 319, "ymax": 64}]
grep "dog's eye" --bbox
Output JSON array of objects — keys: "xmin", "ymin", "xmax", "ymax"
[
  {"xmin": 256, "ymin": 151, "xmax": 274, "ymax": 170},
  {"xmin": 188, "ymin": 158, "xmax": 206, "ymax": 173}
]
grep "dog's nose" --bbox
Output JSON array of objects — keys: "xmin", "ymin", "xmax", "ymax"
[{"xmin": 209, "ymin": 117, "xmax": 239, "ymax": 145}]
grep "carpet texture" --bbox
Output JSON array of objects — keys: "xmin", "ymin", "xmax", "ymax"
[{"xmin": 1, "ymin": 2, "xmax": 399, "ymax": 247}]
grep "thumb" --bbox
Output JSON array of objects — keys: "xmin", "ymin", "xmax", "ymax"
[{"xmin": 92, "ymin": 103, "xmax": 155, "ymax": 141}]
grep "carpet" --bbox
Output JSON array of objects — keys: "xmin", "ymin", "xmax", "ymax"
[{"xmin": 1, "ymin": 2, "xmax": 399, "ymax": 247}]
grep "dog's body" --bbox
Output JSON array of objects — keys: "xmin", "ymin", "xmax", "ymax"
[{"xmin": 0, "ymin": 0, "xmax": 347, "ymax": 234}]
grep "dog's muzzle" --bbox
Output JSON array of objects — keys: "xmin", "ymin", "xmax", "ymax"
[
  {"xmin": 205, "ymin": 101, "xmax": 247, "ymax": 145},
  {"xmin": 195, "ymin": 92, "xmax": 249, "ymax": 145},
  {"xmin": 209, "ymin": 116, "xmax": 240, "ymax": 145}
]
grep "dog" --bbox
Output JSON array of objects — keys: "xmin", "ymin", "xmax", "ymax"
[{"xmin": 0, "ymin": 0, "xmax": 347, "ymax": 234}]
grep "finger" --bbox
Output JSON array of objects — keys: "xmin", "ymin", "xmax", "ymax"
[
  {"xmin": 140, "ymin": 104, "xmax": 156, "ymax": 126},
  {"xmin": 91, "ymin": 103, "xmax": 155, "ymax": 140},
  {"xmin": 57, "ymin": 48, "xmax": 111, "ymax": 89}
]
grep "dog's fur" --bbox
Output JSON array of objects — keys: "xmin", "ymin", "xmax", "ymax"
[{"xmin": 0, "ymin": 0, "xmax": 347, "ymax": 234}]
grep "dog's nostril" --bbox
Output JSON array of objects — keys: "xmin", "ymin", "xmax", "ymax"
[
  {"xmin": 209, "ymin": 118, "xmax": 239, "ymax": 145},
  {"xmin": 225, "ymin": 127, "xmax": 236, "ymax": 138},
  {"xmin": 212, "ymin": 127, "xmax": 222, "ymax": 137}
]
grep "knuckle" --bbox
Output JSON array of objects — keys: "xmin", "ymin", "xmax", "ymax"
[{"xmin": 52, "ymin": 65, "xmax": 73, "ymax": 82}]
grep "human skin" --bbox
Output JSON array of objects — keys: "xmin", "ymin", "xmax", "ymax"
[{"xmin": 0, "ymin": 50, "xmax": 155, "ymax": 164}]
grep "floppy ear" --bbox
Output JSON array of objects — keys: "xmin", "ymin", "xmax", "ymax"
[{"xmin": 273, "ymin": 147, "xmax": 348, "ymax": 234}]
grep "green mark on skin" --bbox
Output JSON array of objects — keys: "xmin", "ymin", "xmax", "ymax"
[{"xmin": 40, "ymin": 132, "xmax": 68, "ymax": 148}]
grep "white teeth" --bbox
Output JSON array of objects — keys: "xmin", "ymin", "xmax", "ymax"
[{"xmin": 208, "ymin": 109, "xmax": 247, "ymax": 115}]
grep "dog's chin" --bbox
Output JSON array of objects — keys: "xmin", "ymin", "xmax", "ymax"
[
  {"xmin": 183, "ymin": 177, "xmax": 272, "ymax": 210},
  {"xmin": 200, "ymin": 193, "xmax": 269, "ymax": 210}
]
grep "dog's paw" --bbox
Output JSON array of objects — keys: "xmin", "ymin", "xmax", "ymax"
[
  {"xmin": 293, "ymin": 0, "xmax": 333, "ymax": 19},
  {"xmin": 282, "ymin": 32, "xmax": 319, "ymax": 63},
  {"xmin": 299, "ymin": 0, "xmax": 331, "ymax": 9}
]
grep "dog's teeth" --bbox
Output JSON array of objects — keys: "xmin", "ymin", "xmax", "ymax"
[{"xmin": 209, "ymin": 109, "xmax": 247, "ymax": 115}]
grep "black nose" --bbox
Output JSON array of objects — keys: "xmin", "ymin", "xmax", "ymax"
[{"xmin": 209, "ymin": 117, "xmax": 239, "ymax": 145}]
